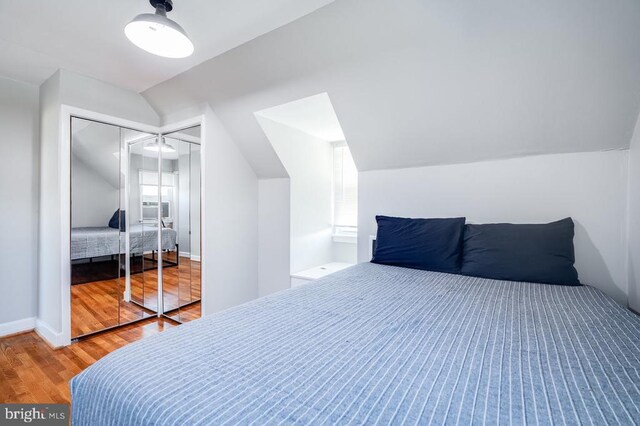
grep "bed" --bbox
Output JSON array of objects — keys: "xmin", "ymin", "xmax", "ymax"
[
  {"xmin": 71, "ymin": 224, "xmax": 178, "ymax": 261},
  {"xmin": 70, "ymin": 263, "xmax": 640, "ymax": 424}
]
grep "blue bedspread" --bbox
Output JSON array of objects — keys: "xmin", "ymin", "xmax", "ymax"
[{"xmin": 71, "ymin": 263, "xmax": 640, "ymax": 425}]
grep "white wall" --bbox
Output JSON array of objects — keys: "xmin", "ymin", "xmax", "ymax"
[
  {"xmin": 359, "ymin": 151, "xmax": 630, "ymax": 305},
  {"xmin": 257, "ymin": 117, "xmax": 334, "ymax": 273},
  {"xmin": 71, "ymin": 154, "xmax": 119, "ymax": 228},
  {"xmin": 38, "ymin": 71, "xmax": 63, "ymax": 339},
  {"xmin": 0, "ymin": 77, "xmax": 39, "ymax": 331},
  {"xmin": 258, "ymin": 178, "xmax": 291, "ymax": 296},
  {"xmin": 59, "ymin": 70, "xmax": 159, "ymax": 126},
  {"xmin": 333, "ymin": 242, "xmax": 357, "ymax": 264},
  {"xmin": 627, "ymin": 114, "xmax": 640, "ymax": 312},
  {"xmin": 202, "ymin": 107, "xmax": 259, "ymax": 313}
]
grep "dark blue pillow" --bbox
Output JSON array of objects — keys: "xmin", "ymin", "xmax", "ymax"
[
  {"xmin": 461, "ymin": 218, "xmax": 580, "ymax": 286},
  {"xmin": 372, "ymin": 216, "xmax": 465, "ymax": 273},
  {"xmin": 108, "ymin": 210, "xmax": 126, "ymax": 232}
]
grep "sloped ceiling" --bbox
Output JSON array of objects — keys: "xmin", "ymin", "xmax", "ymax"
[
  {"xmin": 72, "ymin": 120, "xmax": 122, "ymax": 188},
  {"xmin": 255, "ymin": 93, "xmax": 345, "ymax": 142},
  {"xmin": 72, "ymin": 119, "xmax": 166, "ymax": 188},
  {"xmin": 143, "ymin": 0, "xmax": 640, "ymax": 178},
  {"xmin": 0, "ymin": 0, "xmax": 334, "ymax": 92}
]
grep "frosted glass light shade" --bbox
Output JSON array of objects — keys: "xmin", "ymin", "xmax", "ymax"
[
  {"xmin": 144, "ymin": 141, "xmax": 176, "ymax": 153},
  {"xmin": 125, "ymin": 13, "xmax": 194, "ymax": 58}
]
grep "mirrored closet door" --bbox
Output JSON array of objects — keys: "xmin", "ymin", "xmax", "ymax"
[
  {"xmin": 160, "ymin": 126, "xmax": 202, "ymax": 324},
  {"xmin": 70, "ymin": 117, "xmax": 155, "ymax": 338},
  {"xmin": 71, "ymin": 119, "xmax": 202, "ymax": 338},
  {"xmin": 126, "ymin": 136, "xmax": 163, "ymax": 315}
]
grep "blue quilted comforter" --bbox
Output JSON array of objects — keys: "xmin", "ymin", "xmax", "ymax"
[{"xmin": 71, "ymin": 263, "xmax": 640, "ymax": 425}]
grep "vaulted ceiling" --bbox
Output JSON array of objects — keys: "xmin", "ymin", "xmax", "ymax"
[
  {"xmin": 0, "ymin": 0, "xmax": 333, "ymax": 91},
  {"xmin": 143, "ymin": 0, "xmax": 640, "ymax": 177},
  {"xmin": 3, "ymin": 0, "xmax": 640, "ymax": 177},
  {"xmin": 255, "ymin": 93, "xmax": 345, "ymax": 142}
]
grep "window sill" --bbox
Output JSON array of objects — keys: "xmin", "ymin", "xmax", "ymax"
[{"xmin": 332, "ymin": 235, "xmax": 357, "ymax": 244}]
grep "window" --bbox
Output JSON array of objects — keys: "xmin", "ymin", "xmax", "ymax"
[
  {"xmin": 332, "ymin": 143, "xmax": 358, "ymax": 242},
  {"xmin": 139, "ymin": 170, "xmax": 174, "ymax": 222}
]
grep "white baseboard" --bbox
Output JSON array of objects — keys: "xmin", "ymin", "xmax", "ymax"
[
  {"xmin": 0, "ymin": 317, "xmax": 36, "ymax": 338},
  {"xmin": 35, "ymin": 319, "xmax": 66, "ymax": 348},
  {"xmin": 0, "ymin": 317, "xmax": 68, "ymax": 348},
  {"xmin": 179, "ymin": 251, "xmax": 201, "ymax": 262}
]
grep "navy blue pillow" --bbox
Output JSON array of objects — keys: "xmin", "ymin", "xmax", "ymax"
[
  {"xmin": 372, "ymin": 216, "xmax": 466, "ymax": 273},
  {"xmin": 108, "ymin": 210, "xmax": 126, "ymax": 232},
  {"xmin": 461, "ymin": 218, "xmax": 580, "ymax": 286}
]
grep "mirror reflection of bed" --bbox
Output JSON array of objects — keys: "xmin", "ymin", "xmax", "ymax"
[{"xmin": 70, "ymin": 118, "xmax": 202, "ymax": 339}]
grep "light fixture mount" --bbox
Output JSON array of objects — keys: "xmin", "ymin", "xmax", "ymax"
[
  {"xmin": 150, "ymin": 0, "xmax": 173, "ymax": 14},
  {"xmin": 125, "ymin": 0, "xmax": 194, "ymax": 59}
]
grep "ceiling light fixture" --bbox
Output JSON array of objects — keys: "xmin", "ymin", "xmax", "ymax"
[
  {"xmin": 125, "ymin": 0, "xmax": 194, "ymax": 59},
  {"xmin": 144, "ymin": 139, "xmax": 176, "ymax": 153}
]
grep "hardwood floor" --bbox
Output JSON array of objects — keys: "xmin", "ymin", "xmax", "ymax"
[
  {"xmin": 71, "ymin": 256, "xmax": 201, "ymax": 337},
  {"xmin": 0, "ymin": 318, "xmax": 177, "ymax": 404},
  {"xmin": 1, "ymin": 255, "xmax": 202, "ymax": 404}
]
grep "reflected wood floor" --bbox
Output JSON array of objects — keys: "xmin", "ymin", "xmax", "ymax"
[
  {"xmin": 71, "ymin": 278, "xmax": 152, "ymax": 337},
  {"xmin": 0, "ymin": 318, "xmax": 176, "ymax": 404},
  {"xmin": 129, "ymin": 257, "xmax": 201, "ymax": 313},
  {"xmin": 165, "ymin": 301, "xmax": 202, "ymax": 323},
  {"xmin": 71, "ymin": 258, "xmax": 201, "ymax": 337}
]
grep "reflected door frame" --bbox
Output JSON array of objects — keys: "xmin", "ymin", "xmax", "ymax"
[
  {"xmin": 157, "ymin": 129, "xmax": 202, "ymax": 323},
  {"xmin": 124, "ymin": 133, "xmax": 163, "ymax": 316},
  {"xmin": 158, "ymin": 117, "xmax": 206, "ymax": 323},
  {"xmin": 59, "ymin": 105, "xmax": 206, "ymax": 347}
]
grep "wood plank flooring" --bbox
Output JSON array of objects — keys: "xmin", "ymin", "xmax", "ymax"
[
  {"xmin": 0, "ymin": 318, "xmax": 176, "ymax": 404},
  {"xmin": 1, "ymin": 256, "xmax": 202, "ymax": 404}
]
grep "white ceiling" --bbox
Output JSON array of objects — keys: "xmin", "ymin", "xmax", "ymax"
[
  {"xmin": 144, "ymin": 0, "xmax": 640, "ymax": 177},
  {"xmin": 0, "ymin": 0, "xmax": 334, "ymax": 92},
  {"xmin": 255, "ymin": 93, "xmax": 345, "ymax": 142}
]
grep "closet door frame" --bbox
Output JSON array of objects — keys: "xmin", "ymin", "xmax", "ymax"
[{"xmin": 59, "ymin": 105, "xmax": 205, "ymax": 346}]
